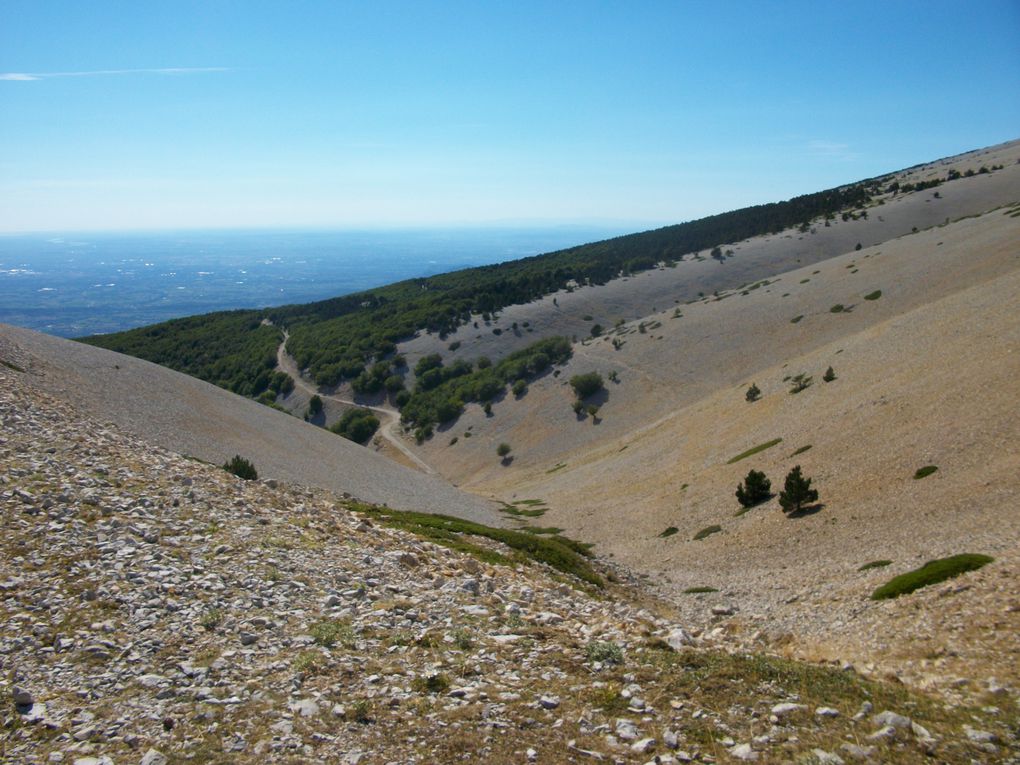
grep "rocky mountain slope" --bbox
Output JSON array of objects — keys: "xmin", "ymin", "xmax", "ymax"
[
  {"xmin": 2, "ymin": 350, "xmax": 1017, "ymax": 764},
  {"xmin": 0, "ymin": 324, "xmax": 500, "ymax": 526},
  {"xmin": 386, "ymin": 144, "xmax": 1020, "ymax": 707}
]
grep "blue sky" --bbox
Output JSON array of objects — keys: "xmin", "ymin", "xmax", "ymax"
[{"xmin": 2, "ymin": 1, "xmax": 1018, "ymax": 233}]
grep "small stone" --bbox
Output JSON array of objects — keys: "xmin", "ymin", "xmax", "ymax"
[
  {"xmin": 771, "ymin": 702, "xmax": 806, "ymax": 720},
  {"xmin": 964, "ymin": 726, "xmax": 998, "ymax": 744},
  {"xmin": 398, "ymin": 552, "xmax": 418, "ymax": 567},
  {"xmin": 539, "ymin": 695, "xmax": 560, "ymax": 710},
  {"xmin": 871, "ymin": 710, "xmax": 911, "ymax": 729},
  {"xmin": 815, "ymin": 706, "xmax": 840, "ymax": 718},
  {"xmin": 630, "ymin": 737, "xmax": 655, "ymax": 754},
  {"xmin": 12, "ymin": 685, "xmax": 34, "ymax": 706},
  {"xmin": 711, "ymin": 605, "xmax": 735, "ymax": 616},
  {"xmin": 289, "ymin": 698, "xmax": 320, "ymax": 717},
  {"xmin": 526, "ymin": 748, "xmax": 537, "ymax": 762},
  {"xmin": 662, "ymin": 729, "xmax": 679, "ymax": 749},
  {"xmin": 615, "ymin": 719, "xmax": 639, "ymax": 741},
  {"xmin": 729, "ymin": 743, "xmax": 758, "ymax": 760},
  {"xmin": 139, "ymin": 750, "xmax": 168, "ymax": 765},
  {"xmin": 665, "ymin": 628, "xmax": 694, "ymax": 650},
  {"xmin": 866, "ymin": 725, "xmax": 897, "ymax": 742},
  {"xmin": 839, "ymin": 742, "xmax": 875, "ymax": 760},
  {"xmin": 810, "ymin": 750, "xmax": 845, "ymax": 765},
  {"xmin": 238, "ymin": 631, "xmax": 257, "ymax": 646}
]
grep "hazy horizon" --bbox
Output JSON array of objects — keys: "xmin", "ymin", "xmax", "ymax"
[{"xmin": 2, "ymin": 1, "xmax": 1018, "ymax": 234}]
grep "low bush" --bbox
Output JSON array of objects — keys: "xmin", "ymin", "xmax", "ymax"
[
  {"xmin": 727, "ymin": 438, "xmax": 782, "ymax": 464},
  {"xmin": 658, "ymin": 526, "xmax": 679, "ymax": 538},
  {"xmin": 330, "ymin": 408, "xmax": 380, "ymax": 444},
  {"xmin": 223, "ymin": 455, "xmax": 258, "ymax": 480},
  {"xmin": 683, "ymin": 586, "xmax": 719, "ymax": 594},
  {"xmin": 570, "ymin": 371, "xmax": 604, "ymax": 399},
  {"xmin": 871, "ymin": 554, "xmax": 993, "ymax": 600},
  {"xmin": 585, "ymin": 640, "xmax": 623, "ymax": 665},
  {"xmin": 913, "ymin": 465, "xmax": 939, "ymax": 480},
  {"xmin": 693, "ymin": 525, "xmax": 722, "ymax": 541},
  {"xmin": 864, "ymin": 290, "xmax": 882, "ymax": 300}
]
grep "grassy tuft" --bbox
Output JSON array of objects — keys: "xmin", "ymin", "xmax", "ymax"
[
  {"xmin": 727, "ymin": 438, "xmax": 782, "ymax": 464},
  {"xmin": 790, "ymin": 444, "xmax": 813, "ymax": 457},
  {"xmin": 683, "ymin": 586, "xmax": 719, "ymax": 594},
  {"xmin": 858, "ymin": 559, "xmax": 892, "ymax": 572},
  {"xmin": 864, "ymin": 290, "xmax": 882, "ymax": 300},
  {"xmin": 913, "ymin": 465, "xmax": 939, "ymax": 480},
  {"xmin": 658, "ymin": 526, "xmax": 679, "ymax": 538},
  {"xmin": 693, "ymin": 524, "xmax": 722, "ymax": 541},
  {"xmin": 870, "ymin": 554, "xmax": 994, "ymax": 600},
  {"xmin": 351, "ymin": 503, "xmax": 602, "ymax": 588}
]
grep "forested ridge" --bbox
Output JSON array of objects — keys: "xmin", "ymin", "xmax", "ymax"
[{"xmin": 83, "ymin": 176, "xmax": 881, "ymax": 399}]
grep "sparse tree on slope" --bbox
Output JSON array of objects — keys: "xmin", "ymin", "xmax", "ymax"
[{"xmin": 779, "ymin": 465, "xmax": 819, "ymax": 515}]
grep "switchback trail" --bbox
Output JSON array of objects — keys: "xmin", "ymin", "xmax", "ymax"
[{"xmin": 275, "ymin": 333, "xmax": 435, "ymax": 475}]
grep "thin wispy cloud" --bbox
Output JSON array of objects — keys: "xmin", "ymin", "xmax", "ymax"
[
  {"xmin": 0, "ymin": 67, "xmax": 230, "ymax": 82},
  {"xmin": 807, "ymin": 140, "xmax": 860, "ymax": 162}
]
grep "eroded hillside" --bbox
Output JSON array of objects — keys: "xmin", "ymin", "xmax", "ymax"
[{"xmin": 2, "ymin": 346, "xmax": 1017, "ymax": 764}]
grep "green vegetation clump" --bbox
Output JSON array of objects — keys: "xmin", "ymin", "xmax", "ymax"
[
  {"xmin": 870, "ymin": 554, "xmax": 994, "ymax": 600},
  {"xmin": 330, "ymin": 408, "xmax": 380, "ymax": 444},
  {"xmin": 585, "ymin": 640, "xmax": 623, "ymax": 665},
  {"xmin": 830, "ymin": 304, "xmax": 845, "ymax": 313},
  {"xmin": 310, "ymin": 619, "xmax": 355, "ymax": 648},
  {"xmin": 790, "ymin": 315, "xmax": 804, "ymax": 323},
  {"xmin": 913, "ymin": 465, "xmax": 939, "ymax": 480},
  {"xmin": 822, "ymin": 366, "xmax": 836, "ymax": 382},
  {"xmin": 791, "ymin": 444, "xmax": 813, "ymax": 457},
  {"xmin": 658, "ymin": 526, "xmax": 679, "ymax": 538},
  {"xmin": 858, "ymin": 559, "xmax": 892, "ymax": 572},
  {"xmin": 570, "ymin": 371, "xmax": 605, "ymax": 400},
  {"xmin": 735, "ymin": 469, "xmax": 772, "ymax": 508},
  {"xmin": 789, "ymin": 373, "xmax": 813, "ymax": 393},
  {"xmin": 778, "ymin": 465, "xmax": 818, "ymax": 514},
  {"xmin": 400, "ymin": 336, "xmax": 572, "ymax": 431},
  {"xmin": 693, "ymin": 525, "xmax": 722, "ymax": 541},
  {"xmin": 745, "ymin": 383, "xmax": 761, "ymax": 402},
  {"xmin": 496, "ymin": 442, "xmax": 512, "ymax": 459},
  {"xmin": 864, "ymin": 290, "xmax": 882, "ymax": 300},
  {"xmin": 353, "ymin": 503, "xmax": 602, "ymax": 588},
  {"xmin": 411, "ymin": 673, "xmax": 451, "ymax": 694},
  {"xmin": 683, "ymin": 586, "xmax": 719, "ymax": 594},
  {"xmin": 727, "ymin": 438, "xmax": 782, "ymax": 464},
  {"xmin": 306, "ymin": 394, "xmax": 323, "ymax": 419},
  {"xmin": 223, "ymin": 455, "xmax": 258, "ymax": 480}
]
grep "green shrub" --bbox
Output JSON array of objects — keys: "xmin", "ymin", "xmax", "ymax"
[
  {"xmin": 310, "ymin": 619, "xmax": 355, "ymax": 648},
  {"xmin": 745, "ymin": 383, "xmax": 761, "ymax": 402},
  {"xmin": 736, "ymin": 469, "xmax": 772, "ymax": 508},
  {"xmin": 913, "ymin": 465, "xmax": 939, "ymax": 480},
  {"xmin": 570, "ymin": 372, "xmax": 604, "ymax": 399},
  {"xmin": 223, "ymin": 455, "xmax": 258, "ymax": 480},
  {"xmin": 790, "ymin": 315, "xmax": 804, "ymax": 323},
  {"xmin": 331, "ymin": 408, "xmax": 380, "ymax": 444},
  {"xmin": 412, "ymin": 673, "xmax": 451, "ymax": 694},
  {"xmin": 658, "ymin": 526, "xmax": 679, "ymax": 538},
  {"xmin": 778, "ymin": 465, "xmax": 818, "ymax": 514},
  {"xmin": 871, "ymin": 554, "xmax": 993, "ymax": 600},
  {"xmin": 512, "ymin": 379, "xmax": 527, "ymax": 397},
  {"xmin": 693, "ymin": 524, "xmax": 722, "ymax": 541},
  {"xmin": 864, "ymin": 290, "xmax": 882, "ymax": 301},
  {"xmin": 822, "ymin": 366, "xmax": 836, "ymax": 382},
  {"xmin": 791, "ymin": 444, "xmax": 813, "ymax": 457},
  {"xmin": 683, "ymin": 586, "xmax": 718, "ymax": 594},
  {"xmin": 789, "ymin": 373, "xmax": 813, "ymax": 393},
  {"xmin": 830, "ymin": 304, "xmax": 844, "ymax": 313},
  {"xmin": 306, "ymin": 394, "xmax": 323, "ymax": 418},
  {"xmin": 585, "ymin": 640, "xmax": 623, "ymax": 665},
  {"xmin": 497, "ymin": 442, "xmax": 512, "ymax": 458}
]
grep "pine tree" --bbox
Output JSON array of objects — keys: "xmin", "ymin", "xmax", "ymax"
[
  {"xmin": 736, "ymin": 469, "xmax": 772, "ymax": 508},
  {"xmin": 779, "ymin": 465, "xmax": 819, "ymax": 514},
  {"xmin": 745, "ymin": 383, "xmax": 761, "ymax": 402},
  {"xmin": 823, "ymin": 366, "xmax": 836, "ymax": 382}
]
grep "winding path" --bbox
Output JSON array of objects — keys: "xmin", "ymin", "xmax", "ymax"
[{"xmin": 275, "ymin": 333, "xmax": 435, "ymax": 474}]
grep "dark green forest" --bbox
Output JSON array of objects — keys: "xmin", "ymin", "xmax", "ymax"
[{"xmin": 83, "ymin": 176, "xmax": 883, "ymax": 402}]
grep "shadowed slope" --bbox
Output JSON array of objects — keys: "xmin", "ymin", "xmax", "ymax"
[{"xmin": 0, "ymin": 323, "xmax": 503, "ymax": 525}]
